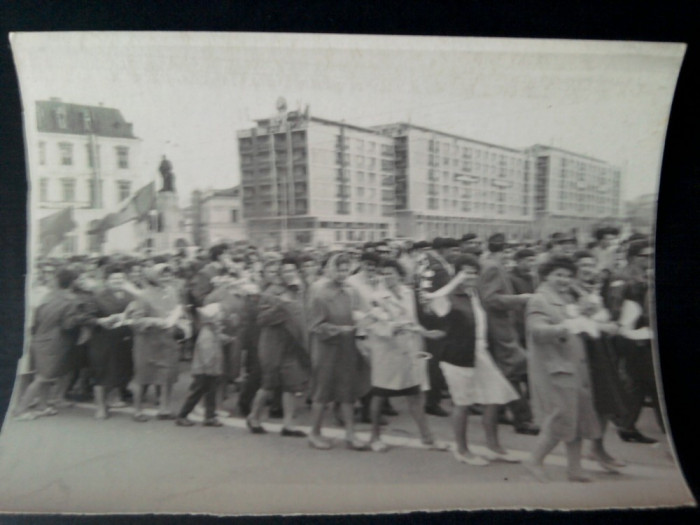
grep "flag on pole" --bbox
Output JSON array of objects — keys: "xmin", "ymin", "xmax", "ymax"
[
  {"xmin": 39, "ymin": 207, "xmax": 76, "ymax": 256},
  {"xmin": 88, "ymin": 181, "xmax": 156, "ymax": 234}
]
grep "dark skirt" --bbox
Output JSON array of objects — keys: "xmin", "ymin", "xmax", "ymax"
[
  {"xmin": 372, "ymin": 385, "xmax": 421, "ymax": 398},
  {"xmin": 581, "ymin": 333, "xmax": 628, "ymax": 420},
  {"xmin": 88, "ymin": 326, "xmax": 133, "ymax": 389}
]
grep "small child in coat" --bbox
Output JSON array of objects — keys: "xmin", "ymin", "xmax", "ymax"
[{"xmin": 176, "ymin": 302, "xmax": 232, "ymax": 427}]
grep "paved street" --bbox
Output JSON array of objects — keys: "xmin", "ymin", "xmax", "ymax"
[{"xmin": 0, "ymin": 364, "xmax": 693, "ymax": 515}]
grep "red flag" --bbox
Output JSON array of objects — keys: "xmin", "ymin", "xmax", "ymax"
[
  {"xmin": 88, "ymin": 182, "xmax": 155, "ymax": 234},
  {"xmin": 39, "ymin": 207, "xmax": 76, "ymax": 256}
]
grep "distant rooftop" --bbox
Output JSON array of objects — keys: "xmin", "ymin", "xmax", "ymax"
[
  {"xmin": 372, "ymin": 122, "xmax": 523, "ymax": 153},
  {"xmin": 527, "ymin": 144, "xmax": 613, "ymax": 165},
  {"xmin": 36, "ymin": 98, "xmax": 137, "ymax": 139}
]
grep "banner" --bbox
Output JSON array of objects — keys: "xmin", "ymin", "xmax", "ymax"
[{"xmin": 38, "ymin": 207, "xmax": 76, "ymax": 256}]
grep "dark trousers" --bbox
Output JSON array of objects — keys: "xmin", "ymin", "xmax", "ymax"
[
  {"xmin": 618, "ymin": 341, "xmax": 659, "ymax": 430},
  {"xmin": 505, "ymin": 373, "xmax": 534, "ymax": 428},
  {"xmin": 237, "ymin": 349, "xmax": 261, "ymax": 416},
  {"xmin": 179, "ymin": 374, "xmax": 219, "ymax": 420}
]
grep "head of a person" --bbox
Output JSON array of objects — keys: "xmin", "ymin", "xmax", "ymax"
[
  {"xmin": 379, "ymin": 258, "xmax": 405, "ymax": 289},
  {"xmin": 297, "ymin": 252, "xmax": 319, "ymax": 282},
  {"xmin": 359, "ymin": 251, "xmax": 381, "ymax": 277},
  {"xmin": 572, "ymin": 250, "xmax": 597, "ymax": 283},
  {"xmin": 262, "ymin": 257, "xmax": 282, "ymax": 286},
  {"xmin": 55, "ymin": 267, "xmax": 78, "ymax": 290},
  {"xmin": 538, "ymin": 256, "xmax": 577, "ymax": 295},
  {"xmin": 128, "ymin": 262, "xmax": 144, "ymax": 284},
  {"xmin": 209, "ymin": 243, "xmax": 230, "ymax": 265},
  {"xmin": 514, "ymin": 248, "xmax": 536, "ymax": 275},
  {"xmin": 454, "ymin": 254, "xmax": 481, "ymax": 291},
  {"xmin": 143, "ymin": 263, "xmax": 173, "ymax": 287},
  {"xmin": 329, "ymin": 253, "xmax": 352, "ymax": 285},
  {"xmin": 595, "ymin": 226, "xmax": 620, "ymax": 249},
  {"xmin": 550, "ymin": 233, "xmax": 577, "ymax": 257},
  {"xmin": 487, "ymin": 233, "xmax": 507, "ymax": 258},
  {"xmin": 627, "ymin": 240, "xmax": 653, "ymax": 272},
  {"xmin": 280, "ymin": 256, "xmax": 301, "ymax": 288},
  {"xmin": 104, "ymin": 263, "xmax": 127, "ymax": 291}
]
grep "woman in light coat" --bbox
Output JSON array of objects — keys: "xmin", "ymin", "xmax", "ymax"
[{"xmin": 525, "ymin": 256, "xmax": 601, "ymax": 483}]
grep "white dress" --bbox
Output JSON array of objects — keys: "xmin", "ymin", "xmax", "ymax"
[{"xmin": 438, "ymin": 291, "xmax": 519, "ymax": 406}]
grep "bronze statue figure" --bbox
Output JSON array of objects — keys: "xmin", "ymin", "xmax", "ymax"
[{"xmin": 159, "ymin": 155, "xmax": 175, "ymax": 192}]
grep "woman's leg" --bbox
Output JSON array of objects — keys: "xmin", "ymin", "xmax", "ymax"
[
  {"xmin": 407, "ymin": 392, "xmax": 434, "ymax": 443},
  {"xmin": 15, "ymin": 375, "xmax": 48, "ymax": 416},
  {"xmin": 524, "ymin": 426, "xmax": 559, "ymax": 482},
  {"xmin": 281, "ymin": 391, "xmax": 300, "ymax": 431},
  {"xmin": 451, "ymin": 405, "xmax": 470, "ymax": 455},
  {"xmin": 565, "ymin": 438, "xmax": 592, "ymax": 481},
  {"xmin": 309, "ymin": 402, "xmax": 326, "ymax": 437},
  {"xmin": 158, "ymin": 383, "xmax": 173, "ymax": 416},
  {"xmin": 248, "ymin": 388, "xmax": 270, "ymax": 425},
  {"xmin": 94, "ymin": 385, "xmax": 108, "ymax": 419},
  {"xmin": 341, "ymin": 402, "xmax": 358, "ymax": 442},
  {"xmin": 483, "ymin": 404, "xmax": 506, "ymax": 454},
  {"xmin": 369, "ymin": 394, "xmax": 384, "ymax": 443}
]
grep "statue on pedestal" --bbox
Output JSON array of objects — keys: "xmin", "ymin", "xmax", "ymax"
[{"xmin": 159, "ymin": 155, "xmax": 176, "ymax": 193}]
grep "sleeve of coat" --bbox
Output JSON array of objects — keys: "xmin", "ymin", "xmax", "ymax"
[
  {"xmin": 189, "ymin": 270, "xmax": 214, "ymax": 307},
  {"xmin": 309, "ymin": 293, "xmax": 341, "ymax": 341},
  {"xmin": 478, "ymin": 265, "xmax": 529, "ymax": 312},
  {"xmin": 257, "ymin": 293, "xmax": 287, "ymax": 327},
  {"xmin": 526, "ymin": 294, "xmax": 568, "ymax": 345},
  {"xmin": 60, "ymin": 296, "xmax": 88, "ymax": 331}
]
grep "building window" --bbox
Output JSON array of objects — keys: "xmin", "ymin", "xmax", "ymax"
[
  {"xmin": 117, "ymin": 180, "xmax": 131, "ymax": 202},
  {"xmin": 88, "ymin": 179, "xmax": 103, "ymax": 207},
  {"xmin": 230, "ymin": 209, "xmax": 239, "ymax": 223},
  {"xmin": 59, "ymin": 142, "xmax": 73, "ymax": 166},
  {"xmin": 56, "ymin": 107, "xmax": 67, "ymax": 129},
  {"xmin": 336, "ymin": 201, "xmax": 350, "ymax": 215},
  {"xmin": 335, "ymin": 230, "xmax": 342, "ymax": 241},
  {"xmin": 357, "ymin": 203, "xmax": 365, "ymax": 213},
  {"xmin": 62, "ymin": 235, "xmax": 77, "ymax": 254},
  {"xmin": 39, "ymin": 178, "xmax": 48, "ymax": 202},
  {"xmin": 116, "ymin": 146, "xmax": 129, "ymax": 169},
  {"xmin": 38, "ymin": 142, "xmax": 46, "ymax": 165},
  {"xmin": 61, "ymin": 178, "xmax": 76, "ymax": 202}
]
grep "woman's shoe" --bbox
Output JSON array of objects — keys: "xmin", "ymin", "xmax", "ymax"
[
  {"xmin": 452, "ymin": 449, "xmax": 489, "ymax": 466},
  {"xmin": 280, "ymin": 427, "xmax": 306, "ymax": 438},
  {"xmin": 175, "ymin": 417, "xmax": 195, "ymax": 427},
  {"xmin": 132, "ymin": 412, "xmax": 149, "ymax": 423},
  {"xmin": 370, "ymin": 440, "xmax": 389, "ymax": 453},
  {"xmin": 345, "ymin": 438, "xmax": 370, "ymax": 451},
  {"xmin": 156, "ymin": 413, "xmax": 176, "ymax": 421},
  {"xmin": 35, "ymin": 407, "xmax": 58, "ymax": 417},
  {"xmin": 203, "ymin": 418, "xmax": 223, "ymax": 427},
  {"xmin": 482, "ymin": 448, "xmax": 521, "ymax": 463},
  {"xmin": 308, "ymin": 434, "xmax": 332, "ymax": 450},
  {"xmin": 246, "ymin": 417, "xmax": 267, "ymax": 434},
  {"xmin": 14, "ymin": 411, "xmax": 37, "ymax": 422},
  {"xmin": 524, "ymin": 462, "xmax": 549, "ymax": 483},
  {"xmin": 417, "ymin": 440, "xmax": 450, "ymax": 452},
  {"xmin": 567, "ymin": 471, "xmax": 593, "ymax": 483},
  {"xmin": 94, "ymin": 410, "xmax": 109, "ymax": 420}
]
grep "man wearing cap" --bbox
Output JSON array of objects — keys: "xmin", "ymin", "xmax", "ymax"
[
  {"xmin": 592, "ymin": 226, "xmax": 620, "ymax": 275},
  {"xmin": 478, "ymin": 233, "xmax": 539, "ymax": 435},
  {"xmin": 417, "ymin": 237, "xmax": 462, "ymax": 417},
  {"xmin": 509, "ymin": 248, "xmax": 537, "ymax": 349},
  {"xmin": 460, "ymin": 233, "xmax": 482, "ymax": 257}
]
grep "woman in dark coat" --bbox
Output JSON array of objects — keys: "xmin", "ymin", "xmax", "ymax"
[
  {"xmin": 14, "ymin": 267, "xmax": 88, "ymax": 420},
  {"xmin": 87, "ymin": 264, "xmax": 135, "ymax": 419},
  {"xmin": 525, "ymin": 256, "xmax": 602, "ymax": 483}
]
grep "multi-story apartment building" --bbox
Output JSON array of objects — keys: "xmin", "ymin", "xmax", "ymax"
[
  {"xmin": 237, "ymin": 101, "xmax": 624, "ymax": 246},
  {"xmin": 190, "ymin": 186, "xmax": 245, "ymax": 248},
  {"xmin": 374, "ymin": 123, "xmax": 536, "ymax": 240},
  {"xmin": 238, "ymin": 106, "xmax": 395, "ymax": 248},
  {"xmin": 32, "ymin": 98, "xmax": 143, "ymax": 254},
  {"xmin": 527, "ymin": 145, "xmax": 623, "ymax": 239}
]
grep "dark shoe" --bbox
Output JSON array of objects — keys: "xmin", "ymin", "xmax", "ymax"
[
  {"xmin": 246, "ymin": 417, "xmax": 267, "ymax": 434},
  {"xmin": 345, "ymin": 438, "xmax": 370, "ymax": 451},
  {"xmin": 425, "ymin": 405, "xmax": 449, "ymax": 417},
  {"xmin": 618, "ymin": 429, "xmax": 657, "ymax": 444},
  {"xmin": 281, "ymin": 427, "xmax": 307, "ymax": 438},
  {"xmin": 269, "ymin": 408, "xmax": 283, "ymax": 419},
  {"xmin": 176, "ymin": 417, "xmax": 195, "ymax": 427},
  {"xmin": 203, "ymin": 418, "xmax": 223, "ymax": 427},
  {"xmin": 514, "ymin": 423, "xmax": 540, "ymax": 436},
  {"xmin": 156, "ymin": 413, "xmax": 176, "ymax": 421},
  {"xmin": 132, "ymin": 412, "xmax": 149, "ymax": 423}
]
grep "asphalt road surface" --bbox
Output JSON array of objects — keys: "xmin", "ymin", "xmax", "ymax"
[{"xmin": 0, "ymin": 364, "xmax": 693, "ymax": 515}]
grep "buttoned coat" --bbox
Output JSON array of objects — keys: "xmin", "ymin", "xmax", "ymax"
[
  {"xmin": 477, "ymin": 256, "xmax": 529, "ymax": 379},
  {"xmin": 526, "ymin": 283, "xmax": 601, "ymax": 442}
]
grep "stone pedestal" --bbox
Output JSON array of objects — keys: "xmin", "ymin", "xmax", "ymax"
[{"xmin": 150, "ymin": 190, "xmax": 182, "ymax": 252}]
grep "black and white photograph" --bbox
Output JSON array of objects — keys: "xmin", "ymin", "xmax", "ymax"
[{"xmin": 0, "ymin": 31, "xmax": 693, "ymax": 514}]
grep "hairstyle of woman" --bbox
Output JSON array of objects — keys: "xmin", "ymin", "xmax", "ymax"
[{"xmin": 537, "ymin": 255, "xmax": 577, "ymax": 281}]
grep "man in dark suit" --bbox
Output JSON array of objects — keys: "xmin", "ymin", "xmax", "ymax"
[
  {"xmin": 416, "ymin": 237, "xmax": 462, "ymax": 417},
  {"xmin": 478, "ymin": 234, "xmax": 539, "ymax": 435}
]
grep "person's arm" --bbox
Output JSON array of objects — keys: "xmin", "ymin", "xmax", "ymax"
[
  {"xmin": 256, "ymin": 293, "xmax": 287, "ymax": 327},
  {"xmin": 478, "ymin": 265, "xmax": 531, "ymax": 312},
  {"xmin": 309, "ymin": 293, "xmax": 350, "ymax": 340},
  {"xmin": 525, "ymin": 295, "xmax": 569, "ymax": 345}
]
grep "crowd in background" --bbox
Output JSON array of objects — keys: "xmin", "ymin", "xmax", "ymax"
[{"xmin": 12, "ymin": 226, "xmax": 660, "ymax": 483}]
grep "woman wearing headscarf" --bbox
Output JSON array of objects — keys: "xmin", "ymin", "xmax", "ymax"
[
  {"xmin": 525, "ymin": 256, "xmax": 602, "ymax": 483},
  {"xmin": 125, "ymin": 263, "xmax": 190, "ymax": 422},
  {"xmin": 307, "ymin": 253, "xmax": 369, "ymax": 451}
]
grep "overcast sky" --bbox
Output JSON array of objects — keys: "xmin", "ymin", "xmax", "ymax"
[{"xmin": 12, "ymin": 33, "xmax": 685, "ymax": 207}]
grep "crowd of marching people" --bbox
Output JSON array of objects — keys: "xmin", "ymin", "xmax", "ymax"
[{"xmin": 13, "ymin": 226, "xmax": 661, "ymax": 483}]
